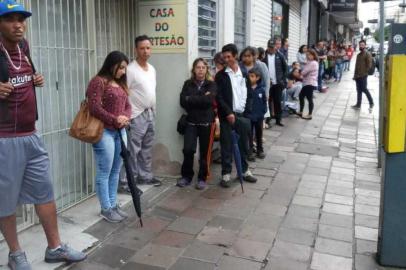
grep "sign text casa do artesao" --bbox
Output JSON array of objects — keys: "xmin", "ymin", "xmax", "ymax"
[{"xmin": 138, "ymin": 0, "xmax": 187, "ymax": 53}]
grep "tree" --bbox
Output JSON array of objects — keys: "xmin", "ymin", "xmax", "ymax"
[{"xmin": 373, "ymin": 26, "xmax": 390, "ymax": 42}]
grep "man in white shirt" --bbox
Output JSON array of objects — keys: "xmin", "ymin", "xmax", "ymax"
[
  {"xmin": 215, "ymin": 44, "xmax": 257, "ymax": 188},
  {"xmin": 126, "ymin": 35, "xmax": 161, "ymax": 186}
]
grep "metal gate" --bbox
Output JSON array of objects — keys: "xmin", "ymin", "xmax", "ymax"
[{"xmin": 12, "ymin": 0, "xmax": 137, "ymax": 232}]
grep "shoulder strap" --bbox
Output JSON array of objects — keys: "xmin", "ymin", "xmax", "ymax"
[{"xmin": 0, "ymin": 49, "xmax": 8, "ymax": 83}]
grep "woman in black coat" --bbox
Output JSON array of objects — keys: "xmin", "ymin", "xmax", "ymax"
[{"xmin": 177, "ymin": 58, "xmax": 217, "ymax": 190}]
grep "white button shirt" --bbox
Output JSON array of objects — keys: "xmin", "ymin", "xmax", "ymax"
[
  {"xmin": 225, "ymin": 66, "xmax": 247, "ymax": 113},
  {"xmin": 267, "ymin": 54, "xmax": 277, "ymax": 84}
]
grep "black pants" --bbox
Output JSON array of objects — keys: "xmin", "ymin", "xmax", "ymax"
[
  {"xmin": 299, "ymin": 85, "xmax": 316, "ymax": 115},
  {"xmin": 269, "ymin": 84, "xmax": 284, "ymax": 123},
  {"xmin": 220, "ymin": 116, "xmax": 250, "ymax": 175},
  {"xmin": 250, "ymin": 119, "xmax": 264, "ymax": 153},
  {"xmin": 181, "ymin": 124, "xmax": 212, "ymax": 181},
  {"xmin": 355, "ymin": 76, "xmax": 374, "ymax": 106}
]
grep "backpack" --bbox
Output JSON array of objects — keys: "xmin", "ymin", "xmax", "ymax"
[
  {"xmin": 0, "ymin": 40, "xmax": 38, "ymax": 120},
  {"xmin": 368, "ymin": 56, "xmax": 376, "ymax": 76}
]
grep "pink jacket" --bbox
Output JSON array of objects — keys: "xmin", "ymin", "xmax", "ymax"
[{"xmin": 301, "ymin": 60, "xmax": 319, "ymax": 87}]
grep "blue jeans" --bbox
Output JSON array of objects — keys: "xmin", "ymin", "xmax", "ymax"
[
  {"xmin": 93, "ymin": 128, "xmax": 126, "ymax": 210},
  {"xmin": 318, "ymin": 62, "xmax": 324, "ymax": 91},
  {"xmin": 335, "ymin": 62, "xmax": 343, "ymax": 81}
]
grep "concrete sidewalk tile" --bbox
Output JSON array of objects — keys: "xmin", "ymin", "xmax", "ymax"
[
  {"xmin": 355, "ymin": 194, "xmax": 380, "ymax": 206},
  {"xmin": 255, "ymin": 202, "xmax": 288, "ymax": 217},
  {"xmin": 355, "ymin": 254, "xmax": 382, "ymax": 270},
  {"xmin": 318, "ymin": 224, "xmax": 353, "ymax": 243},
  {"xmin": 355, "ymin": 214, "xmax": 379, "ymax": 229},
  {"xmin": 168, "ymin": 257, "xmax": 215, "ymax": 270},
  {"xmin": 326, "ymin": 185, "xmax": 354, "ymax": 197},
  {"xmin": 299, "ymin": 180, "xmax": 326, "ymax": 190},
  {"xmin": 216, "ymin": 205, "xmax": 253, "ymax": 220},
  {"xmin": 201, "ymin": 188, "xmax": 235, "ymax": 200},
  {"xmin": 329, "ymin": 172, "xmax": 354, "ymax": 182},
  {"xmin": 276, "ymin": 227, "xmax": 316, "ymax": 246},
  {"xmin": 322, "ymin": 202, "xmax": 353, "ymax": 216},
  {"xmin": 296, "ymin": 186, "xmax": 325, "ymax": 198},
  {"xmin": 89, "ymin": 244, "xmax": 135, "ymax": 268},
  {"xmin": 320, "ymin": 212, "xmax": 353, "ymax": 228},
  {"xmin": 282, "ymin": 215, "xmax": 318, "ymax": 233},
  {"xmin": 355, "ymin": 226, "xmax": 378, "ymax": 242},
  {"xmin": 156, "ymin": 195, "xmax": 194, "ymax": 213},
  {"xmin": 328, "ymin": 180, "xmax": 354, "ymax": 189},
  {"xmin": 207, "ymin": 215, "xmax": 244, "ymax": 231},
  {"xmin": 167, "ymin": 217, "xmax": 207, "ymax": 235},
  {"xmin": 196, "ymin": 226, "xmax": 238, "ymax": 247},
  {"xmin": 181, "ymin": 240, "xmax": 224, "ymax": 263},
  {"xmin": 304, "ymin": 167, "xmax": 330, "ymax": 176},
  {"xmin": 331, "ymin": 167, "xmax": 355, "ymax": 176},
  {"xmin": 355, "ymin": 181, "xmax": 380, "ymax": 191},
  {"xmin": 193, "ymin": 197, "xmax": 224, "ymax": 211},
  {"xmin": 288, "ymin": 205, "xmax": 320, "ymax": 219},
  {"xmin": 308, "ymin": 160, "xmax": 332, "ymax": 169},
  {"xmin": 148, "ymin": 207, "xmax": 180, "ymax": 222},
  {"xmin": 325, "ymin": 193, "xmax": 354, "ymax": 206},
  {"xmin": 69, "ymin": 262, "xmax": 116, "ymax": 270},
  {"xmin": 152, "ymin": 230, "xmax": 194, "ymax": 248},
  {"xmin": 217, "ymin": 255, "xmax": 263, "ymax": 270},
  {"xmin": 310, "ymin": 252, "xmax": 352, "ymax": 270},
  {"xmin": 270, "ymin": 240, "xmax": 312, "ymax": 262},
  {"xmin": 238, "ymin": 224, "xmax": 277, "ymax": 243},
  {"xmin": 292, "ymin": 195, "xmax": 323, "ymax": 208},
  {"xmin": 245, "ymin": 213, "xmax": 283, "ymax": 230},
  {"xmin": 332, "ymin": 160, "xmax": 355, "ymax": 169},
  {"xmin": 261, "ymin": 192, "xmax": 293, "ymax": 206},
  {"xmin": 355, "ymin": 204, "xmax": 379, "ymax": 217},
  {"xmin": 315, "ymin": 237, "xmax": 353, "ymax": 258},
  {"xmin": 108, "ymin": 227, "xmax": 157, "ymax": 251},
  {"xmin": 301, "ymin": 174, "xmax": 328, "ymax": 183},
  {"xmin": 253, "ymin": 168, "xmax": 277, "ymax": 177},
  {"xmin": 356, "ymin": 173, "xmax": 380, "ymax": 183},
  {"xmin": 121, "ymin": 262, "xmax": 165, "ymax": 270},
  {"xmin": 228, "ymin": 238, "xmax": 271, "ymax": 261},
  {"xmin": 130, "ymin": 244, "xmax": 183, "ymax": 268},
  {"xmin": 264, "ymin": 257, "xmax": 308, "ymax": 270},
  {"xmin": 355, "ymin": 188, "xmax": 380, "ymax": 198},
  {"xmin": 356, "ymin": 239, "xmax": 378, "ymax": 255}
]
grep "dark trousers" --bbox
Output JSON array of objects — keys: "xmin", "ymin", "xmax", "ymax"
[
  {"xmin": 181, "ymin": 124, "xmax": 212, "ymax": 181},
  {"xmin": 250, "ymin": 119, "xmax": 264, "ymax": 153},
  {"xmin": 299, "ymin": 85, "xmax": 316, "ymax": 115},
  {"xmin": 220, "ymin": 116, "xmax": 250, "ymax": 175},
  {"xmin": 355, "ymin": 76, "xmax": 374, "ymax": 106},
  {"xmin": 318, "ymin": 62, "xmax": 324, "ymax": 91},
  {"xmin": 269, "ymin": 84, "xmax": 284, "ymax": 124}
]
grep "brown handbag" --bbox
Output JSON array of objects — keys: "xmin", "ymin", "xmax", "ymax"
[{"xmin": 69, "ymin": 100, "xmax": 104, "ymax": 143}]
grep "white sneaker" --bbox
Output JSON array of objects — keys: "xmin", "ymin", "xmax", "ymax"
[{"xmin": 220, "ymin": 174, "xmax": 231, "ymax": 188}]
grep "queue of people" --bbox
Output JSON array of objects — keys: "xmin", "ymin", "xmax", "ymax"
[{"xmin": 0, "ymin": 1, "xmax": 373, "ymax": 269}]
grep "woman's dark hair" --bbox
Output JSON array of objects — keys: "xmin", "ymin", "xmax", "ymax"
[
  {"xmin": 257, "ymin": 47, "xmax": 265, "ymax": 59},
  {"xmin": 306, "ymin": 49, "xmax": 319, "ymax": 62},
  {"xmin": 239, "ymin": 46, "xmax": 257, "ymax": 61},
  {"xmin": 190, "ymin": 58, "xmax": 212, "ymax": 81},
  {"xmin": 213, "ymin": 52, "xmax": 226, "ymax": 66},
  {"xmin": 97, "ymin": 51, "xmax": 129, "ymax": 94},
  {"xmin": 222, "ymin": 43, "xmax": 239, "ymax": 57},
  {"xmin": 135, "ymin": 35, "xmax": 151, "ymax": 47},
  {"xmin": 299, "ymin": 45, "xmax": 307, "ymax": 53}
]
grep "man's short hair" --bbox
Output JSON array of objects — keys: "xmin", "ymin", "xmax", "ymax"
[
  {"xmin": 135, "ymin": 35, "xmax": 151, "ymax": 47},
  {"xmin": 359, "ymin": 40, "xmax": 366, "ymax": 45},
  {"xmin": 248, "ymin": 67, "xmax": 261, "ymax": 78},
  {"xmin": 222, "ymin": 44, "xmax": 238, "ymax": 57}
]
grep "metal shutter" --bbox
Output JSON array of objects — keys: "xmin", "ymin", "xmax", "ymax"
[
  {"xmin": 288, "ymin": 0, "xmax": 301, "ymax": 64},
  {"xmin": 251, "ymin": 0, "xmax": 272, "ymax": 48}
]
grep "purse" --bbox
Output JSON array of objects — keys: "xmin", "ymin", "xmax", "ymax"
[
  {"xmin": 177, "ymin": 114, "xmax": 188, "ymax": 135},
  {"xmin": 69, "ymin": 100, "xmax": 104, "ymax": 143}
]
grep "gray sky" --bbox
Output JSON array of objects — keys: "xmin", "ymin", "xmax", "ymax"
[{"xmin": 358, "ymin": 0, "xmax": 405, "ymax": 30}]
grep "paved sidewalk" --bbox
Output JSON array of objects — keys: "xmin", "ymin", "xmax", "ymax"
[{"xmin": 66, "ymin": 70, "xmax": 399, "ymax": 270}]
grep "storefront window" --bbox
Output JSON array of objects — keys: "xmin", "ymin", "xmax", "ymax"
[
  {"xmin": 272, "ymin": 1, "xmax": 289, "ymax": 39},
  {"xmin": 198, "ymin": 0, "xmax": 217, "ymax": 65},
  {"xmin": 234, "ymin": 0, "xmax": 247, "ymax": 51}
]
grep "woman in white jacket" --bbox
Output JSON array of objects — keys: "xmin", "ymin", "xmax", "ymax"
[{"xmin": 296, "ymin": 45, "xmax": 308, "ymax": 68}]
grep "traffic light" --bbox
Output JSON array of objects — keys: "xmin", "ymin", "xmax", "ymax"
[{"xmin": 364, "ymin": 27, "xmax": 371, "ymax": 36}]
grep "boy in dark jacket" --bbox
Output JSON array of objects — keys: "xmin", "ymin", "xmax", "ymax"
[{"xmin": 247, "ymin": 68, "xmax": 267, "ymax": 159}]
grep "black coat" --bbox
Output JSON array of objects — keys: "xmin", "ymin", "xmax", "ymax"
[
  {"xmin": 215, "ymin": 68, "xmax": 252, "ymax": 120},
  {"xmin": 263, "ymin": 51, "xmax": 288, "ymax": 87},
  {"xmin": 180, "ymin": 79, "xmax": 217, "ymax": 124}
]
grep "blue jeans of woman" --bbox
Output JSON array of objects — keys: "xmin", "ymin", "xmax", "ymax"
[
  {"xmin": 93, "ymin": 128, "xmax": 126, "ymax": 210},
  {"xmin": 335, "ymin": 62, "xmax": 343, "ymax": 81}
]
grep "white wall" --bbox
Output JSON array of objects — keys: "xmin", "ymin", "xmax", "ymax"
[
  {"xmin": 218, "ymin": 0, "xmax": 235, "ymax": 47},
  {"xmin": 248, "ymin": 0, "xmax": 272, "ymax": 48},
  {"xmin": 300, "ymin": 0, "xmax": 309, "ymax": 46}
]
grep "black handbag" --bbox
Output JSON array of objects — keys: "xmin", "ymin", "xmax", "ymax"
[{"xmin": 177, "ymin": 114, "xmax": 188, "ymax": 135}]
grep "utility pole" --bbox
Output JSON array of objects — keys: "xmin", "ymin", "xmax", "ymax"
[{"xmin": 377, "ymin": 0, "xmax": 385, "ymax": 167}]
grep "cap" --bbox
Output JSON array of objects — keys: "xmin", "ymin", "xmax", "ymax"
[
  {"xmin": 267, "ymin": 40, "xmax": 275, "ymax": 48},
  {"xmin": 0, "ymin": 0, "xmax": 32, "ymax": 18}
]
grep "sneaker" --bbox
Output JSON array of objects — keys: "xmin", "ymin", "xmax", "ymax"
[
  {"xmin": 195, "ymin": 180, "xmax": 206, "ymax": 190},
  {"xmin": 100, "ymin": 208, "xmax": 125, "ymax": 223},
  {"xmin": 351, "ymin": 105, "xmax": 361, "ymax": 110},
  {"xmin": 144, "ymin": 177, "xmax": 162, "ymax": 187},
  {"xmin": 302, "ymin": 114, "xmax": 312, "ymax": 120},
  {"xmin": 276, "ymin": 122, "xmax": 284, "ymax": 127},
  {"xmin": 44, "ymin": 243, "xmax": 87, "ymax": 264},
  {"xmin": 220, "ymin": 174, "xmax": 232, "ymax": 188},
  {"xmin": 243, "ymin": 170, "xmax": 257, "ymax": 183},
  {"xmin": 177, "ymin": 177, "xmax": 192, "ymax": 187},
  {"xmin": 296, "ymin": 112, "xmax": 303, "ymax": 117},
  {"xmin": 247, "ymin": 151, "xmax": 256, "ymax": 162},
  {"xmin": 118, "ymin": 184, "xmax": 131, "ymax": 194},
  {"xmin": 8, "ymin": 251, "xmax": 31, "ymax": 270},
  {"xmin": 257, "ymin": 151, "xmax": 266, "ymax": 159},
  {"xmin": 369, "ymin": 104, "xmax": 374, "ymax": 109},
  {"xmin": 113, "ymin": 205, "xmax": 128, "ymax": 218}
]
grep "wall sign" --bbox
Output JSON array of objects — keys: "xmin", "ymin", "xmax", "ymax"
[
  {"xmin": 330, "ymin": 0, "xmax": 356, "ymax": 12},
  {"xmin": 138, "ymin": 0, "xmax": 187, "ymax": 53}
]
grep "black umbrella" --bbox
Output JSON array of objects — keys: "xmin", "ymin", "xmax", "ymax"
[
  {"xmin": 231, "ymin": 130, "xmax": 244, "ymax": 193},
  {"xmin": 118, "ymin": 130, "xmax": 143, "ymax": 227}
]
